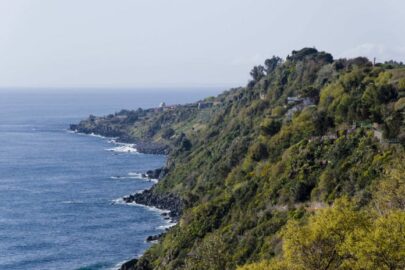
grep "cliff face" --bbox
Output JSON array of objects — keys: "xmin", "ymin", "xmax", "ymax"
[{"xmin": 73, "ymin": 48, "xmax": 405, "ymax": 270}]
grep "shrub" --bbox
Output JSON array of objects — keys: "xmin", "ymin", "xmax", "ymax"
[{"xmin": 250, "ymin": 143, "xmax": 269, "ymax": 161}]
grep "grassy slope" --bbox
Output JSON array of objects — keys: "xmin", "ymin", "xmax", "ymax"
[{"xmin": 79, "ymin": 49, "xmax": 405, "ymax": 269}]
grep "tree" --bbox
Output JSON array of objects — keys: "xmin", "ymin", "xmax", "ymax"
[
  {"xmin": 243, "ymin": 196, "xmax": 405, "ymax": 270},
  {"xmin": 260, "ymin": 119, "xmax": 281, "ymax": 136},
  {"xmin": 184, "ymin": 233, "xmax": 230, "ymax": 270},
  {"xmin": 281, "ymin": 198, "xmax": 369, "ymax": 270},
  {"xmin": 312, "ymin": 111, "xmax": 334, "ymax": 135},
  {"xmin": 300, "ymin": 86, "xmax": 320, "ymax": 103},
  {"xmin": 347, "ymin": 57, "xmax": 372, "ymax": 67},
  {"xmin": 264, "ymin": 56, "xmax": 282, "ymax": 74},
  {"xmin": 250, "ymin": 143, "xmax": 269, "ymax": 161},
  {"xmin": 373, "ymin": 158, "xmax": 405, "ymax": 215},
  {"xmin": 250, "ymin": 65, "xmax": 265, "ymax": 82},
  {"xmin": 377, "ymin": 84, "xmax": 398, "ymax": 103},
  {"xmin": 342, "ymin": 211, "xmax": 405, "ymax": 270},
  {"xmin": 288, "ymin": 47, "xmax": 319, "ymax": 61}
]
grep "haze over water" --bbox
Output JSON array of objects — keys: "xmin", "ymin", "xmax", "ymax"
[{"xmin": 0, "ymin": 88, "xmax": 222, "ymax": 270}]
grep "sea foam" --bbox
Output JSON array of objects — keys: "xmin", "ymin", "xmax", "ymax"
[
  {"xmin": 89, "ymin": 132, "xmax": 108, "ymax": 139},
  {"xmin": 67, "ymin": 130, "xmax": 138, "ymax": 153},
  {"xmin": 157, "ymin": 222, "xmax": 177, "ymax": 230},
  {"xmin": 112, "ymin": 197, "xmax": 171, "ymax": 215},
  {"xmin": 106, "ymin": 144, "xmax": 138, "ymax": 153},
  {"xmin": 127, "ymin": 172, "xmax": 158, "ymax": 183},
  {"xmin": 110, "ymin": 172, "xmax": 157, "ymax": 183}
]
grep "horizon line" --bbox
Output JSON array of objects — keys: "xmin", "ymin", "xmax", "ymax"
[
  {"xmin": 0, "ymin": 83, "xmax": 242, "ymax": 91},
  {"xmin": 0, "ymin": 84, "xmax": 243, "ymax": 94}
]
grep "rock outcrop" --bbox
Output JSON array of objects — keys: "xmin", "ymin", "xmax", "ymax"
[
  {"xmin": 69, "ymin": 124, "xmax": 169, "ymax": 155},
  {"xmin": 143, "ymin": 167, "xmax": 169, "ymax": 180},
  {"xmin": 123, "ymin": 188, "xmax": 182, "ymax": 221}
]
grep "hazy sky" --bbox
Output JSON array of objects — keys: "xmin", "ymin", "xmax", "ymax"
[{"xmin": 0, "ymin": 0, "xmax": 404, "ymax": 88}]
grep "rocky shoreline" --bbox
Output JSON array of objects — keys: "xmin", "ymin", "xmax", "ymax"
[
  {"xmin": 119, "ymin": 182, "xmax": 183, "ymax": 270},
  {"xmin": 142, "ymin": 167, "xmax": 169, "ymax": 181},
  {"xmin": 69, "ymin": 124, "xmax": 182, "ymax": 270},
  {"xmin": 69, "ymin": 124, "xmax": 169, "ymax": 155},
  {"xmin": 123, "ymin": 188, "xmax": 182, "ymax": 221}
]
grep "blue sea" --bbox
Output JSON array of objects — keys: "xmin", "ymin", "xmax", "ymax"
[{"xmin": 0, "ymin": 88, "xmax": 223, "ymax": 270}]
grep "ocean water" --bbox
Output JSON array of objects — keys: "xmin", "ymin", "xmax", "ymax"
[{"xmin": 0, "ymin": 88, "xmax": 223, "ymax": 270}]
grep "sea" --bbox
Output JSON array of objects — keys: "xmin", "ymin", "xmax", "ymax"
[{"xmin": 0, "ymin": 88, "xmax": 223, "ymax": 270}]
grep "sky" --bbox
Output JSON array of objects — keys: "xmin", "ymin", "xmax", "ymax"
[{"xmin": 0, "ymin": 0, "xmax": 404, "ymax": 88}]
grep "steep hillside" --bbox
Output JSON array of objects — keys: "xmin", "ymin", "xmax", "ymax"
[{"xmin": 73, "ymin": 48, "xmax": 405, "ymax": 270}]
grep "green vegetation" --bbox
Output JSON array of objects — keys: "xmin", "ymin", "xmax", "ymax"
[
  {"xmin": 77, "ymin": 48, "xmax": 404, "ymax": 269},
  {"xmin": 239, "ymin": 179, "xmax": 405, "ymax": 270}
]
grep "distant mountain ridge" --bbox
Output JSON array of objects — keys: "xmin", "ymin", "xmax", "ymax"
[{"xmin": 72, "ymin": 48, "xmax": 405, "ymax": 270}]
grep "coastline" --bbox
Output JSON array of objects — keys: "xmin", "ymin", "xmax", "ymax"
[
  {"xmin": 69, "ymin": 128, "xmax": 181, "ymax": 270},
  {"xmin": 69, "ymin": 124, "xmax": 169, "ymax": 155},
  {"xmin": 116, "ymin": 189, "xmax": 180, "ymax": 270},
  {"xmin": 122, "ymin": 188, "xmax": 182, "ymax": 222},
  {"xmin": 116, "ymin": 177, "xmax": 182, "ymax": 270}
]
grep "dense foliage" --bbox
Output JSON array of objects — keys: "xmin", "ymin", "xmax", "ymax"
[
  {"xmin": 239, "ymin": 171, "xmax": 405, "ymax": 270},
  {"xmin": 78, "ymin": 48, "xmax": 405, "ymax": 269}
]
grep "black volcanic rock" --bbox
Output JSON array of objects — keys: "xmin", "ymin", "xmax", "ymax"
[
  {"xmin": 120, "ymin": 258, "xmax": 139, "ymax": 270},
  {"xmin": 146, "ymin": 232, "xmax": 164, "ymax": 242},
  {"xmin": 121, "ymin": 259, "xmax": 152, "ymax": 270},
  {"xmin": 145, "ymin": 167, "xmax": 168, "ymax": 180},
  {"xmin": 123, "ymin": 189, "xmax": 182, "ymax": 221},
  {"xmin": 135, "ymin": 142, "xmax": 168, "ymax": 155}
]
